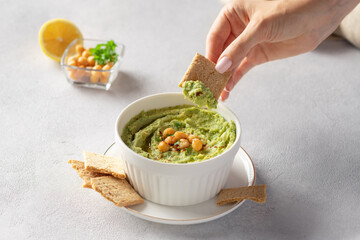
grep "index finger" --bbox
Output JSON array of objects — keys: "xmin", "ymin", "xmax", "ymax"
[{"xmin": 206, "ymin": 7, "xmax": 232, "ymax": 63}]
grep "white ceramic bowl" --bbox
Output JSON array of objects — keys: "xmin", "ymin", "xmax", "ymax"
[{"xmin": 115, "ymin": 92, "xmax": 241, "ymax": 206}]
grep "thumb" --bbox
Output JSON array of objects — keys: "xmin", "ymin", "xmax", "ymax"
[{"xmin": 215, "ymin": 20, "xmax": 263, "ymax": 74}]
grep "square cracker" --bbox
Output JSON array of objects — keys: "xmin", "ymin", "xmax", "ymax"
[
  {"xmin": 68, "ymin": 159, "xmax": 107, "ymax": 188},
  {"xmin": 83, "ymin": 151, "xmax": 126, "ymax": 179},
  {"xmin": 91, "ymin": 176, "xmax": 144, "ymax": 207},
  {"xmin": 178, "ymin": 53, "xmax": 231, "ymax": 100},
  {"xmin": 216, "ymin": 185, "xmax": 267, "ymax": 205}
]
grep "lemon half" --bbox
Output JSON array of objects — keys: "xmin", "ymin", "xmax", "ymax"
[{"xmin": 39, "ymin": 19, "xmax": 82, "ymax": 62}]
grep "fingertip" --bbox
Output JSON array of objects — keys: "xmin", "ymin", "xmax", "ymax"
[
  {"xmin": 225, "ymin": 77, "xmax": 234, "ymax": 91},
  {"xmin": 220, "ymin": 90, "xmax": 230, "ymax": 101}
]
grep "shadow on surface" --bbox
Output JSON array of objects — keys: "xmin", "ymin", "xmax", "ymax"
[
  {"xmin": 106, "ymin": 171, "xmax": 320, "ymax": 240},
  {"xmin": 157, "ymin": 170, "xmax": 323, "ymax": 240},
  {"xmin": 108, "ymin": 71, "xmax": 141, "ymax": 96},
  {"xmin": 314, "ymin": 38, "xmax": 356, "ymax": 55}
]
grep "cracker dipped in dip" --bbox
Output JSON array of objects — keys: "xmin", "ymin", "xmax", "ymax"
[
  {"xmin": 121, "ymin": 105, "xmax": 236, "ymax": 163},
  {"xmin": 179, "ymin": 53, "xmax": 231, "ymax": 109}
]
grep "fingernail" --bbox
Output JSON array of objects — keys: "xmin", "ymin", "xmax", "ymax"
[{"xmin": 215, "ymin": 57, "xmax": 232, "ymax": 74}]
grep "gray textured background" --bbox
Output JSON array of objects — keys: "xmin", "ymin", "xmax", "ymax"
[{"xmin": 1, "ymin": 0, "xmax": 359, "ymax": 239}]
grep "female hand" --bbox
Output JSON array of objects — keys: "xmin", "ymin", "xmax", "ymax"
[{"xmin": 206, "ymin": 0, "xmax": 360, "ymax": 100}]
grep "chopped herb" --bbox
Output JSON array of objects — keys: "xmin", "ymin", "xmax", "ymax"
[
  {"xmin": 185, "ymin": 147, "xmax": 192, "ymax": 156},
  {"xmin": 90, "ymin": 40, "xmax": 118, "ymax": 65},
  {"xmin": 173, "ymin": 121, "xmax": 182, "ymax": 128},
  {"xmin": 173, "ymin": 140, "xmax": 180, "ymax": 146},
  {"xmin": 155, "ymin": 137, "xmax": 162, "ymax": 142}
]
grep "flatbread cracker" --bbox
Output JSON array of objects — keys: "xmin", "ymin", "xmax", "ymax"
[
  {"xmin": 216, "ymin": 185, "xmax": 267, "ymax": 205},
  {"xmin": 179, "ymin": 53, "xmax": 231, "ymax": 100},
  {"xmin": 83, "ymin": 151, "xmax": 126, "ymax": 179},
  {"xmin": 91, "ymin": 176, "xmax": 144, "ymax": 207},
  {"xmin": 68, "ymin": 159, "xmax": 107, "ymax": 188}
]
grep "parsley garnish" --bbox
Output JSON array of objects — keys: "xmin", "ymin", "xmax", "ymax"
[
  {"xmin": 173, "ymin": 121, "xmax": 182, "ymax": 129},
  {"xmin": 90, "ymin": 40, "xmax": 118, "ymax": 65},
  {"xmin": 155, "ymin": 137, "xmax": 162, "ymax": 142},
  {"xmin": 185, "ymin": 147, "xmax": 192, "ymax": 156}
]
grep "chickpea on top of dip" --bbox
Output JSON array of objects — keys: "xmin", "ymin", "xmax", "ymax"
[{"xmin": 121, "ymin": 105, "xmax": 236, "ymax": 163}]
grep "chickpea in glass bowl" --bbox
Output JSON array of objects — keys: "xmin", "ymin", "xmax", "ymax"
[{"xmin": 61, "ymin": 39, "xmax": 125, "ymax": 90}]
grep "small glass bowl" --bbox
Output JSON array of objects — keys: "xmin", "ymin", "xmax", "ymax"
[{"xmin": 61, "ymin": 39, "xmax": 125, "ymax": 90}]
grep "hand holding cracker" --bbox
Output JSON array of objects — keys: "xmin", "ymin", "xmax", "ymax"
[
  {"xmin": 179, "ymin": 53, "xmax": 231, "ymax": 108},
  {"xmin": 207, "ymin": 0, "xmax": 359, "ymax": 101}
]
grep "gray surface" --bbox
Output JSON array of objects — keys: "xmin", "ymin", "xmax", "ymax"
[{"xmin": 1, "ymin": 0, "xmax": 360, "ymax": 239}]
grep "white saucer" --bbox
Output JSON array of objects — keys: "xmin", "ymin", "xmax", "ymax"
[{"xmin": 104, "ymin": 143, "xmax": 256, "ymax": 225}]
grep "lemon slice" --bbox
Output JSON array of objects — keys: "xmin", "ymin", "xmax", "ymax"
[{"xmin": 39, "ymin": 19, "xmax": 82, "ymax": 62}]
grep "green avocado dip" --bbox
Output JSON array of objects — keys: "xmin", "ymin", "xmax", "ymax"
[
  {"xmin": 121, "ymin": 105, "xmax": 236, "ymax": 163},
  {"xmin": 182, "ymin": 80, "xmax": 218, "ymax": 109}
]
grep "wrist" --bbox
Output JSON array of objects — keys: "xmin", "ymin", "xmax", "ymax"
[{"xmin": 333, "ymin": 0, "xmax": 360, "ymax": 15}]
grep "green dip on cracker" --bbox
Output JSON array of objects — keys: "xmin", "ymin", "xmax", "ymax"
[
  {"xmin": 182, "ymin": 80, "xmax": 218, "ymax": 109},
  {"xmin": 179, "ymin": 53, "xmax": 231, "ymax": 109}
]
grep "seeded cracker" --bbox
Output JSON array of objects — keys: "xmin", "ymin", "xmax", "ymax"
[
  {"xmin": 83, "ymin": 151, "xmax": 126, "ymax": 179},
  {"xmin": 91, "ymin": 176, "xmax": 144, "ymax": 207},
  {"xmin": 216, "ymin": 185, "xmax": 267, "ymax": 205},
  {"xmin": 178, "ymin": 53, "xmax": 231, "ymax": 100},
  {"xmin": 68, "ymin": 159, "xmax": 107, "ymax": 188}
]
